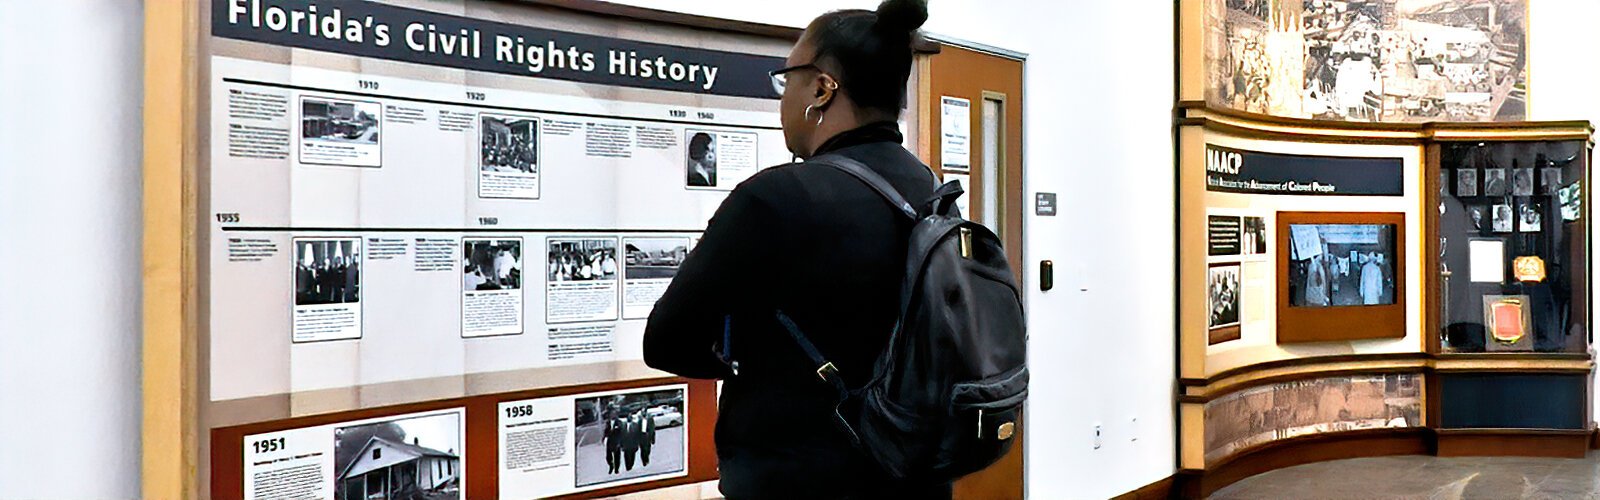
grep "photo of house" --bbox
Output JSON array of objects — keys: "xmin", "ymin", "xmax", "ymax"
[{"xmin": 335, "ymin": 413, "xmax": 462, "ymax": 500}]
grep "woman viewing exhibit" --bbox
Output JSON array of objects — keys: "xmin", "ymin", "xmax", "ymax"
[{"xmin": 641, "ymin": 0, "xmax": 961, "ymax": 498}]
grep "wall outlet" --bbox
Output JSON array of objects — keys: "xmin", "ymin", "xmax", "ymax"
[
  {"xmin": 1130, "ymin": 416, "xmax": 1139, "ymax": 442},
  {"xmin": 1093, "ymin": 423, "xmax": 1102, "ymax": 449}
]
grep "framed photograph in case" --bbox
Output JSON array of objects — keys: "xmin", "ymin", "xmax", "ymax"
[{"xmin": 1483, "ymin": 294, "xmax": 1533, "ymax": 352}]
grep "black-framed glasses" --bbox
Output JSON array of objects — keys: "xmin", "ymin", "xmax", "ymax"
[{"xmin": 768, "ymin": 63, "xmax": 819, "ymax": 95}]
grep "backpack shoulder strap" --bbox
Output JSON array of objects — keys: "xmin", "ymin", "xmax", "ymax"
[{"xmin": 809, "ymin": 153, "xmax": 918, "ymax": 221}]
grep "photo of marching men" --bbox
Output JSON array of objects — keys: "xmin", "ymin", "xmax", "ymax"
[
  {"xmin": 461, "ymin": 238, "xmax": 524, "ymax": 338},
  {"xmin": 546, "ymin": 237, "xmax": 621, "ymax": 324},
  {"xmin": 622, "ymin": 237, "xmax": 691, "ymax": 320},
  {"xmin": 292, "ymin": 238, "xmax": 363, "ymax": 342},
  {"xmin": 333, "ymin": 412, "xmax": 462, "ymax": 500},
  {"xmin": 1287, "ymin": 224, "xmax": 1396, "ymax": 308},
  {"xmin": 299, "ymin": 96, "xmax": 382, "ymax": 167},
  {"xmin": 573, "ymin": 388, "xmax": 687, "ymax": 488},
  {"xmin": 478, "ymin": 113, "xmax": 541, "ymax": 199}
]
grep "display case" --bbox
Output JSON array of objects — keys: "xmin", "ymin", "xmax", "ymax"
[{"xmin": 1432, "ymin": 140, "xmax": 1591, "ymax": 354}]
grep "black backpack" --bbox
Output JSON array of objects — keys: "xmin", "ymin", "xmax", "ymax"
[{"xmin": 774, "ymin": 153, "xmax": 1029, "ymax": 482}]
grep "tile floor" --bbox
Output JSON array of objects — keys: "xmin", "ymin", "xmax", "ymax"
[{"xmin": 1210, "ymin": 454, "xmax": 1600, "ymax": 499}]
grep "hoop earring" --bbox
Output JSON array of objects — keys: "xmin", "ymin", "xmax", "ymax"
[{"xmin": 805, "ymin": 104, "xmax": 824, "ymax": 127}]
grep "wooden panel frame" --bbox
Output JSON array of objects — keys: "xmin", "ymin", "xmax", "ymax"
[
  {"xmin": 143, "ymin": 1, "xmax": 202, "ymax": 499},
  {"xmin": 1275, "ymin": 211, "xmax": 1408, "ymax": 343}
]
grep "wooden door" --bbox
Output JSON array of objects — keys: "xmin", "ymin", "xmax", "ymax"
[{"xmin": 915, "ymin": 42, "xmax": 1026, "ymax": 499}]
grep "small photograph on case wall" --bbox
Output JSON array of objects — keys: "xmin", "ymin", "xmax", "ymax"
[
  {"xmin": 1512, "ymin": 168, "xmax": 1535, "ymax": 196},
  {"xmin": 1455, "ymin": 169, "xmax": 1477, "ymax": 197},
  {"xmin": 1483, "ymin": 168, "xmax": 1508, "ymax": 196},
  {"xmin": 1542, "ymin": 168, "xmax": 1563, "ymax": 195},
  {"xmin": 1492, "ymin": 204, "xmax": 1514, "ymax": 233},
  {"xmin": 1519, "ymin": 204, "xmax": 1542, "ymax": 233},
  {"xmin": 1467, "ymin": 206, "xmax": 1487, "ymax": 231},
  {"xmin": 1208, "ymin": 264, "xmax": 1242, "ymax": 344}
]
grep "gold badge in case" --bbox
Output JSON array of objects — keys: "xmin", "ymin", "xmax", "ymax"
[{"xmin": 1513, "ymin": 256, "xmax": 1546, "ymax": 282}]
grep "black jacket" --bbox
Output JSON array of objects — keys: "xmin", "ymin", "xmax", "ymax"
[{"xmin": 644, "ymin": 123, "xmax": 947, "ymax": 498}]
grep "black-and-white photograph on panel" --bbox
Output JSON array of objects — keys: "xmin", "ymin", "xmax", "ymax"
[
  {"xmin": 334, "ymin": 412, "xmax": 463, "ymax": 500},
  {"xmin": 1519, "ymin": 203, "xmax": 1542, "ymax": 233},
  {"xmin": 1483, "ymin": 168, "xmax": 1508, "ymax": 196},
  {"xmin": 292, "ymin": 238, "xmax": 363, "ymax": 343},
  {"xmin": 1512, "ymin": 168, "xmax": 1535, "ymax": 196},
  {"xmin": 1287, "ymin": 224, "xmax": 1396, "ymax": 308},
  {"xmin": 573, "ymin": 387, "xmax": 687, "ymax": 489},
  {"xmin": 1209, "ymin": 264, "xmax": 1242, "ymax": 330},
  {"xmin": 685, "ymin": 130, "xmax": 759, "ymax": 191},
  {"xmin": 1241, "ymin": 216, "xmax": 1268, "ymax": 256},
  {"xmin": 546, "ymin": 237, "xmax": 621, "ymax": 324},
  {"xmin": 549, "ymin": 238, "xmax": 619, "ymax": 282},
  {"xmin": 462, "ymin": 238, "xmax": 525, "ymax": 338},
  {"xmin": 622, "ymin": 237, "xmax": 691, "ymax": 320},
  {"xmin": 685, "ymin": 131, "xmax": 718, "ymax": 188},
  {"xmin": 478, "ymin": 113, "xmax": 541, "ymax": 200},
  {"xmin": 1492, "ymin": 203, "xmax": 1514, "ymax": 232},
  {"xmin": 299, "ymin": 96, "xmax": 382, "ymax": 167},
  {"xmin": 1456, "ymin": 168, "xmax": 1478, "ymax": 197},
  {"xmin": 1206, "ymin": 0, "xmax": 1528, "ymax": 122}
]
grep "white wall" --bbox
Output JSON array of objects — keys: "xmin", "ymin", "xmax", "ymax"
[
  {"xmin": 611, "ymin": 1, "xmax": 1180, "ymax": 498},
  {"xmin": 1526, "ymin": 0, "xmax": 1600, "ymax": 430},
  {"xmin": 0, "ymin": 1, "xmax": 144, "ymax": 498}
]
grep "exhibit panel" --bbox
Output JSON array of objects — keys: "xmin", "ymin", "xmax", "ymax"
[
  {"xmin": 1175, "ymin": 1, "xmax": 1595, "ymax": 494},
  {"xmin": 145, "ymin": 0, "xmax": 802, "ymax": 498},
  {"xmin": 1174, "ymin": 106, "xmax": 1595, "ymax": 496},
  {"xmin": 1186, "ymin": 131, "xmax": 1426, "ymax": 377}
]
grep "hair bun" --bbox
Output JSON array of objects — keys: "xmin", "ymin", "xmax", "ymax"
[{"xmin": 874, "ymin": 0, "xmax": 928, "ymax": 35}]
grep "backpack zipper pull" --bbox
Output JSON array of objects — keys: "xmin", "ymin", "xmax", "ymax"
[{"xmin": 959, "ymin": 227, "xmax": 973, "ymax": 259}]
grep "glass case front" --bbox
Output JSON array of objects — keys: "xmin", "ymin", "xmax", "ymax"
[{"xmin": 1437, "ymin": 141, "xmax": 1590, "ymax": 353}]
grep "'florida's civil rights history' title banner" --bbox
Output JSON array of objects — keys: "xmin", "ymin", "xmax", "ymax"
[{"xmin": 214, "ymin": 0, "xmax": 787, "ymax": 98}]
